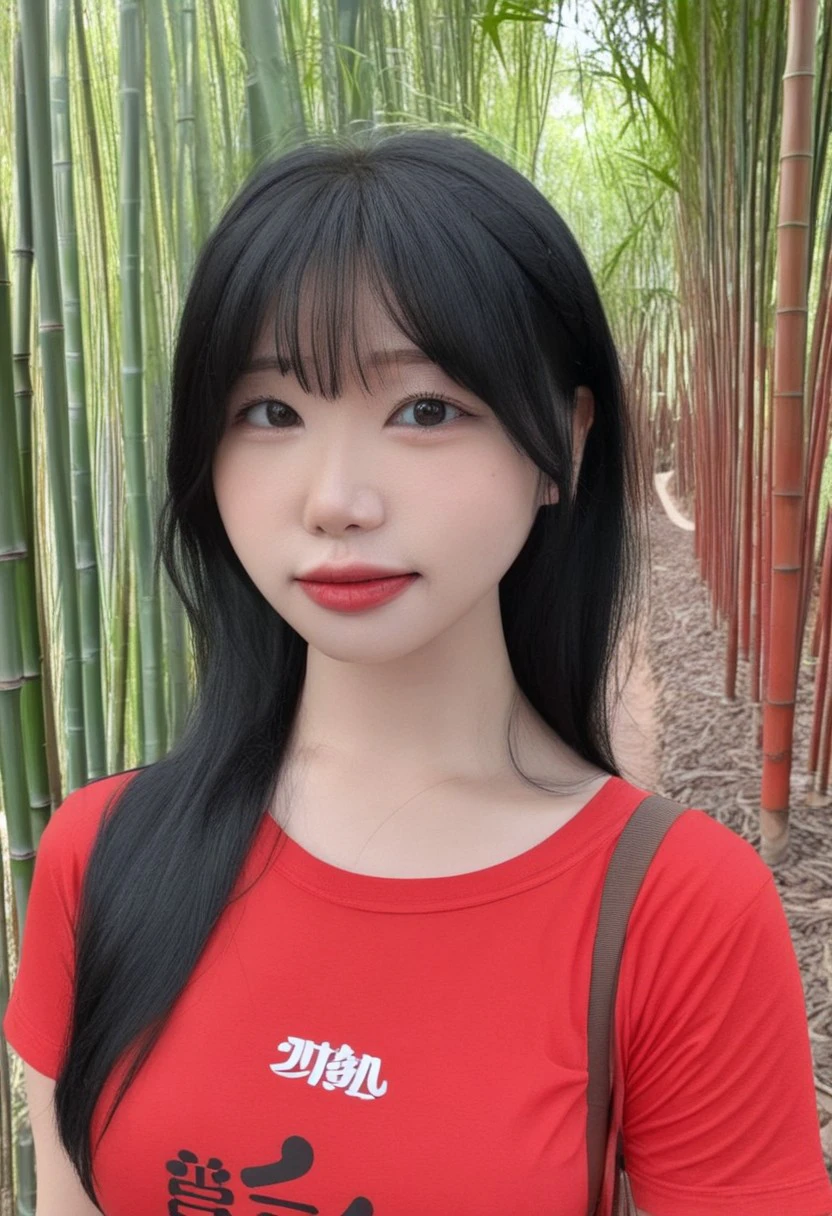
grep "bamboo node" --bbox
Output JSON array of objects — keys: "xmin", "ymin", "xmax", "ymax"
[{"xmin": 5, "ymin": 846, "xmax": 37, "ymax": 863}]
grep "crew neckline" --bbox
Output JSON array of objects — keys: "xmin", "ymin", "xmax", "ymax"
[{"xmin": 254, "ymin": 774, "xmax": 645, "ymax": 911}]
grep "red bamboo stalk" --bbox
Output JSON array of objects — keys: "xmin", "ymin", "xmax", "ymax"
[
  {"xmin": 760, "ymin": 0, "xmax": 818, "ymax": 860},
  {"xmin": 811, "ymin": 498, "xmax": 830, "ymax": 655},
  {"xmin": 817, "ymin": 597, "xmax": 832, "ymax": 794},
  {"xmin": 808, "ymin": 506, "xmax": 832, "ymax": 777},
  {"xmin": 800, "ymin": 284, "xmax": 832, "ymax": 643},
  {"xmin": 738, "ymin": 263, "xmax": 756, "ymax": 664},
  {"xmin": 761, "ymin": 342, "xmax": 775, "ymax": 723},
  {"xmin": 750, "ymin": 322, "xmax": 767, "ymax": 705}
]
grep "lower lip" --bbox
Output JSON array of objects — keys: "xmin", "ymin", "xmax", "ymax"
[{"xmin": 296, "ymin": 574, "xmax": 419, "ymax": 612}]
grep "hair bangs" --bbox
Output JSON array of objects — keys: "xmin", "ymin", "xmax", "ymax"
[{"xmin": 206, "ymin": 158, "xmax": 573, "ymax": 494}]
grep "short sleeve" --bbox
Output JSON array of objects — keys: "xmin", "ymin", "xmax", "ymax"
[
  {"xmin": 3, "ymin": 797, "xmax": 84, "ymax": 1079},
  {"xmin": 617, "ymin": 813, "xmax": 832, "ymax": 1216},
  {"xmin": 0, "ymin": 773, "xmax": 138, "ymax": 1080}
]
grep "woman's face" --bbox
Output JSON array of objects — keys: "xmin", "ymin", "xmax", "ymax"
[{"xmin": 212, "ymin": 288, "xmax": 582, "ymax": 666}]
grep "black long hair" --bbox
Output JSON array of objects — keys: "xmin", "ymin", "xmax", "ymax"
[{"xmin": 53, "ymin": 126, "xmax": 648, "ymax": 1204}]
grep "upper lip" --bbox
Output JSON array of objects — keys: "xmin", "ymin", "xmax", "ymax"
[{"xmin": 296, "ymin": 563, "xmax": 416, "ymax": 583}]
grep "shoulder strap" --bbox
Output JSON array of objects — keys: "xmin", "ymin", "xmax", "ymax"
[{"xmin": 585, "ymin": 792, "xmax": 689, "ymax": 1216}]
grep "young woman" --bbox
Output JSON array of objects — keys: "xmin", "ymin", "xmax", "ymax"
[{"xmin": 5, "ymin": 127, "xmax": 831, "ymax": 1216}]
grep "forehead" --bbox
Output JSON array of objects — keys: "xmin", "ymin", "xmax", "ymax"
[
  {"xmin": 246, "ymin": 280, "xmax": 443, "ymax": 391},
  {"xmin": 253, "ymin": 281, "xmax": 413, "ymax": 353}
]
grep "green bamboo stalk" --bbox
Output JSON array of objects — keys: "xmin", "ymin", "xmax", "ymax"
[
  {"xmin": 412, "ymin": 0, "xmax": 438, "ymax": 124},
  {"xmin": 278, "ymin": 0, "xmax": 311, "ymax": 136},
  {"xmin": 16, "ymin": 0, "xmax": 88, "ymax": 795},
  {"xmin": 205, "ymin": 0, "xmax": 236, "ymax": 197},
  {"xmin": 1, "ymin": 834, "xmax": 29, "ymax": 1215},
  {"xmin": 73, "ymin": 0, "xmax": 133, "ymax": 770},
  {"xmin": 175, "ymin": 0, "xmax": 198, "ymax": 287},
  {"xmin": 192, "ymin": 14, "xmax": 217, "ymax": 247},
  {"xmin": 103, "ymin": 519, "xmax": 131, "ymax": 774},
  {"xmin": 143, "ymin": 1, "xmax": 200, "ymax": 747},
  {"xmin": 166, "ymin": 0, "xmax": 183, "ymax": 82},
  {"xmin": 382, "ymin": 0, "xmax": 406, "ymax": 120},
  {"xmin": 238, "ymin": 0, "xmax": 298, "ymax": 158},
  {"xmin": 141, "ymin": 96, "xmax": 168, "ymax": 752},
  {"xmin": 90, "ymin": 3, "xmax": 121, "ymax": 228},
  {"xmin": 171, "ymin": 1, "xmax": 213, "ymax": 737},
  {"xmin": 365, "ymin": 0, "xmax": 396, "ymax": 121},
  {"xmin": 10, "ymin": 34, "xmax": 52, "ymax": 838},
  {"xmin": 0, "ymin": 182, "xmax": 38, "ymax": 1216},
  {"xmin": 318, "ymin": 0, "xmax": 341, "ymax": 130},
  {"xmin": 145, "ymin": 0, "xmax": 177, "ymax": 254},
  {"xmin": 528, "ymin": 13, "xmax": 560, "ymax": 181},
  {"xmin": 119, "ymin": 0, "xmax": 167, "ymax": 763},
  {"xmin": 333, "ymin": 0, "xmax": 369, "ymax": 130},
  {"xmin": 142, "ymin": 83, "xmax": 190, "ymax": 750},
  {"xmin": 51, "ymin": 0, "xmax": 108, "ymax": 780}
]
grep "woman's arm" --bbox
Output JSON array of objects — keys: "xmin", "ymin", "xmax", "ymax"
[{"xmin": 22, "ymin": 1061, "xmax": 103, "ymax": 1215}]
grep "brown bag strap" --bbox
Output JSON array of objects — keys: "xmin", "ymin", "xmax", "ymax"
[{"xmin": 585, "ymin": 792, "xmax": 689, "ymax": 1216}]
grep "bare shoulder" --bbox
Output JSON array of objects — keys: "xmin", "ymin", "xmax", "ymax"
[{"xmin": 21, "ymin": 1060, "xmax": 103, "ymax": 1215}]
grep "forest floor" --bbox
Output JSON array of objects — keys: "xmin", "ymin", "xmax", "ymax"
[{"xmin": 614, "ymin": 477, "xmax": 832, "ymax": 1171}]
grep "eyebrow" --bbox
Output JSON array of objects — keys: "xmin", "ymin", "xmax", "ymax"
[{"xmin": 241, "ymin": 348, "xmax": 436, "ymax": 375}]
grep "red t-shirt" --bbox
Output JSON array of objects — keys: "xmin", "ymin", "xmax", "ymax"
[{"xmin": 4, "ymin": 769, "xmax": 832, "ymax": 1216}]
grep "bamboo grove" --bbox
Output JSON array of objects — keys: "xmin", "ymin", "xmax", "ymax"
[
  {"xmin": 1, "ymin": 0, "xmax": 832, "ymax": 1205},
  {"xmin": 563, "ymin": 0, "xmax": 832, "ymax": 863}
]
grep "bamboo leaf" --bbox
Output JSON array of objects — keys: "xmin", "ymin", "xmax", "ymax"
[{"xmin": 615, "ymin": 148, "xmax": 679, "ymax": 193}]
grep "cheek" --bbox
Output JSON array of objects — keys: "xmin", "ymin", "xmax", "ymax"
[
  {"xmin": 212, "ymin": 446, "xmax": 276, "ymax": 562},
  {"xmin": 434, "ymin": 466, "xmax": 536, "ymax": 574}
]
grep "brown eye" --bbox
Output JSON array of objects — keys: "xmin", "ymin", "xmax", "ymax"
[
  {"xmin": 235, "ymin": 398, "xmax": 298, "ymax": 428},
  {"xmin": 391, "ymin": 395, "xmax": 467, "ymax": 430}
]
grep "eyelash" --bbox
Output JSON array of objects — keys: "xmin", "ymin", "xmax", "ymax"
[{"xmin": 232, "ymin": 391, "xmax": 471, "ymax": 436}]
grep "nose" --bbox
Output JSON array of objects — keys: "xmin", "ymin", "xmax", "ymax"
[{"xmin": 300, "ymin": 441, "xmax": 387, "ymax": 536}]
